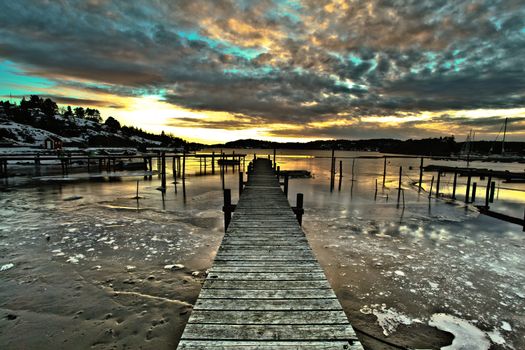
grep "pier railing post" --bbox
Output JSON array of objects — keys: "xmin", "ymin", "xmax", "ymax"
[
  {"xmin": 239, "ymin": 172, "xmax": 244, "ymax": 195},
  {"xmin": 294, "ymin": 193, "xmax": 304, "ymax": 226},
  {"xmin": 273, "ymin": 148, "xmax": 276, "ymax": 170},
  {"xmin": 223, "ymin": 189, "xmax": 232, "ymax": 232},
  {"xmin": 284, "ymin": 173, "xmax": 289, "ymax": 198}
]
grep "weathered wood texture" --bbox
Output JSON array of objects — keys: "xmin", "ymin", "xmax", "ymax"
[{"xmin": 177, "ymin": 159, "xmax": 363, "ymax": 349}]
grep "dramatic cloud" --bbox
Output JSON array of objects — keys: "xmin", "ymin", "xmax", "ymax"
[{"xmin": 0, "ymin": 0, "xmax": 524, "ymax": 142}]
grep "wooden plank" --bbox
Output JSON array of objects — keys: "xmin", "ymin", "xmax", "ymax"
[
  {"xmin": 194, "ymin": 298, "xmax": 342, "ymax": 311},
  {"xmin": 211, "ymin": 260, "xmax": 320, "ymax": 267},
  {"xmin": 187, "ymin": 310, "xmax": 349, "ymax": 324},
  {"xmin": 177, "ymin": 340, "xmax": 363, "ymax": 350},
  {"xmin": 203, "ymin": 280, "xmax": 332, "ymax": 290},
  {"xmin": 206, "ymin": 272, "xmax": 326, "ymax": 281},
  {"xmin": 198, "ymin": 288, "xmax": 336, "ymax": 299},
  {"xmin": 209, "ymin": 266, "xmax": 323, "ymax": 273},
  {"xmin": 180, "ymin": 324, "xmax": 357, "ymax": 340}
]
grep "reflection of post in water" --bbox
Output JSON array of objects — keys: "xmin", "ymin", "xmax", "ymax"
[
  {"xmin": 161, "ymin": 190, "xmax": 166, "ymax": 211},
  {"xmin": 374, "ymin": 178, "xmax": 378, "ymax": 201}
]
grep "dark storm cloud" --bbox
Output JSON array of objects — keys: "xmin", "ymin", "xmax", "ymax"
[{"xmin": 0, "ymin": 0, "xmax": 524, "ymax": 139}]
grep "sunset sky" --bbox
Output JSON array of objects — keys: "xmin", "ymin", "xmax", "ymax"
[{"xmin": 1, "ymin": 0, "xmax": 524, "ymax": 144}]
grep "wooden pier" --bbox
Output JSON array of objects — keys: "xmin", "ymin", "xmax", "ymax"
[{"xmin": 177, "ymin": 158, "xmax": 363, "ymax": 349}]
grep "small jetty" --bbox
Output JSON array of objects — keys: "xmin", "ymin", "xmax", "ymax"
[{"xmin": 177, "ymin": 158, "xmax": 363, "ymax": 349}]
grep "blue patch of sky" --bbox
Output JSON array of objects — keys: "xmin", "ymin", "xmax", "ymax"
[
  {"xmin": 223, "ymin": 65, "xmax": 275, "ymax": 76},
  {"xmin": 0, "ymin": 61, "xmax": 55, "ymax": 100},
  {"xmin": 177, "ymin": 30, "xmax": 265, "ymax": 60},
  {"xmin": 267, "ymin": 0, "xmax": 303, "ymax": 23}
]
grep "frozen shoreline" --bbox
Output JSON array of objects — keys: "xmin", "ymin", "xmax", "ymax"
[{"xmin": 1, "ymin": 150, "xmax": 524, "ymax": 349}]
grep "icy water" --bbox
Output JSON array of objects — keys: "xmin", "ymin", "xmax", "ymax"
[{"xmin": 0, "ymin": 149, "xmax": 524, "ymax": 350}]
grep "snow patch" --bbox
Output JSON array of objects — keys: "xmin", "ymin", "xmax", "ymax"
[
  {"xmin": 1, "ymin": 263, "xmax": 14, "ymax": 271},
  {"xmin": 429, "ymin": 313, "xmax": 490, "ymax": 350},
  {"xmin": 360, "ymin": 304, "xmax": 418, "ymax": 336}
]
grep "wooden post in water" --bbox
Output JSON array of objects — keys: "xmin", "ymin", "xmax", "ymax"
[
  {"xmin": 471, "ymin": 182, "xmax": 477, "ymax": 202},
  {"xmin": 276, "ymin": 165, "xmax": 280, "ymax": 178},
  {"xmin": 273, "ymin": 148, "xmax": 276, "ymax": 170},
  {"xmin": 211, "ymin": 151, "xmax": 215, "ymax": 175},
  {"xmin": 397, "ymin": 166, "xmax": 402, "ymax": 204},
  {"xmin": 418, "ymin": 157, "xmax": 424, "ymax": 192},
  {"xmin": 465, "ymin": 173, "xmax": 472, "ymax": 203},
  {"xmin": 435, "ymin": 171, "xmax": 441, "ymax": 197},
  {"xmin": 223, "ymin": 189, "xmax": 232, "ymax": 232},
  {"xmin": 172, "ymin": 156, "xmax": 177, "ymax": 179},
  {"xmin": 382, "ymin": 157, "xmax": 387, "ymax": 187},
  {"xmin": 182, "ymin": 152, "xmax": 186, "ymax": 179},
  {"xmin": 161, "ymin": 152, "xmax": 166, "ymax": 190},
  {"xmin": 284, "ymin": 173, "xmax": 289, "ymax": 198},
  {"xmin": 338, "ymin": 160, "xmax": 343, "ymax": 191},
  {"xmin": 489, "ymin": 181, "xmax": 496, "ymax": 203},
  {"xmin": 239, "ymin": 172, "xmax": 243, "ymax": 195},
  {"xmin": 148, "ymin": 157, "xmax": 153, "ymax": 179},
  {"xmin": 374, "ymin": 178, "xmax": 378, "ymax": 200},
  {"xmin": 452, "ymin": 172, "xmax": 458, "ymax": 199},
  {"xmin": 429, "ymin": 175, "xmax": 434, "ymax": 199},
  {"xmin": 330, "ymin": 149, "xmax": 335, "ymax": 192},
  {"xmin": 485, "ymin": 174, "xmax": 492, "ymax": 208}
]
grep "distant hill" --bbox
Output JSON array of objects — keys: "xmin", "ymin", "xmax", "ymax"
[
  {"xmin": 0, "ymin": 95, "xmax": 198, "ymax": 150},
  {"xmin": 213, "ymin": 138, "xmax": 525, "ymax": 157}
]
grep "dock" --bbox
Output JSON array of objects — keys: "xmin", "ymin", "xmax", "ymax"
[{"xmin": 177, "ymin": 158, "xmax": 363, "ymax": 349}]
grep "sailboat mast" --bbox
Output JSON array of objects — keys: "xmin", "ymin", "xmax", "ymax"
[{"xmin": 502, "ymin": 117, "xmax": 508, "ymax": 154}]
